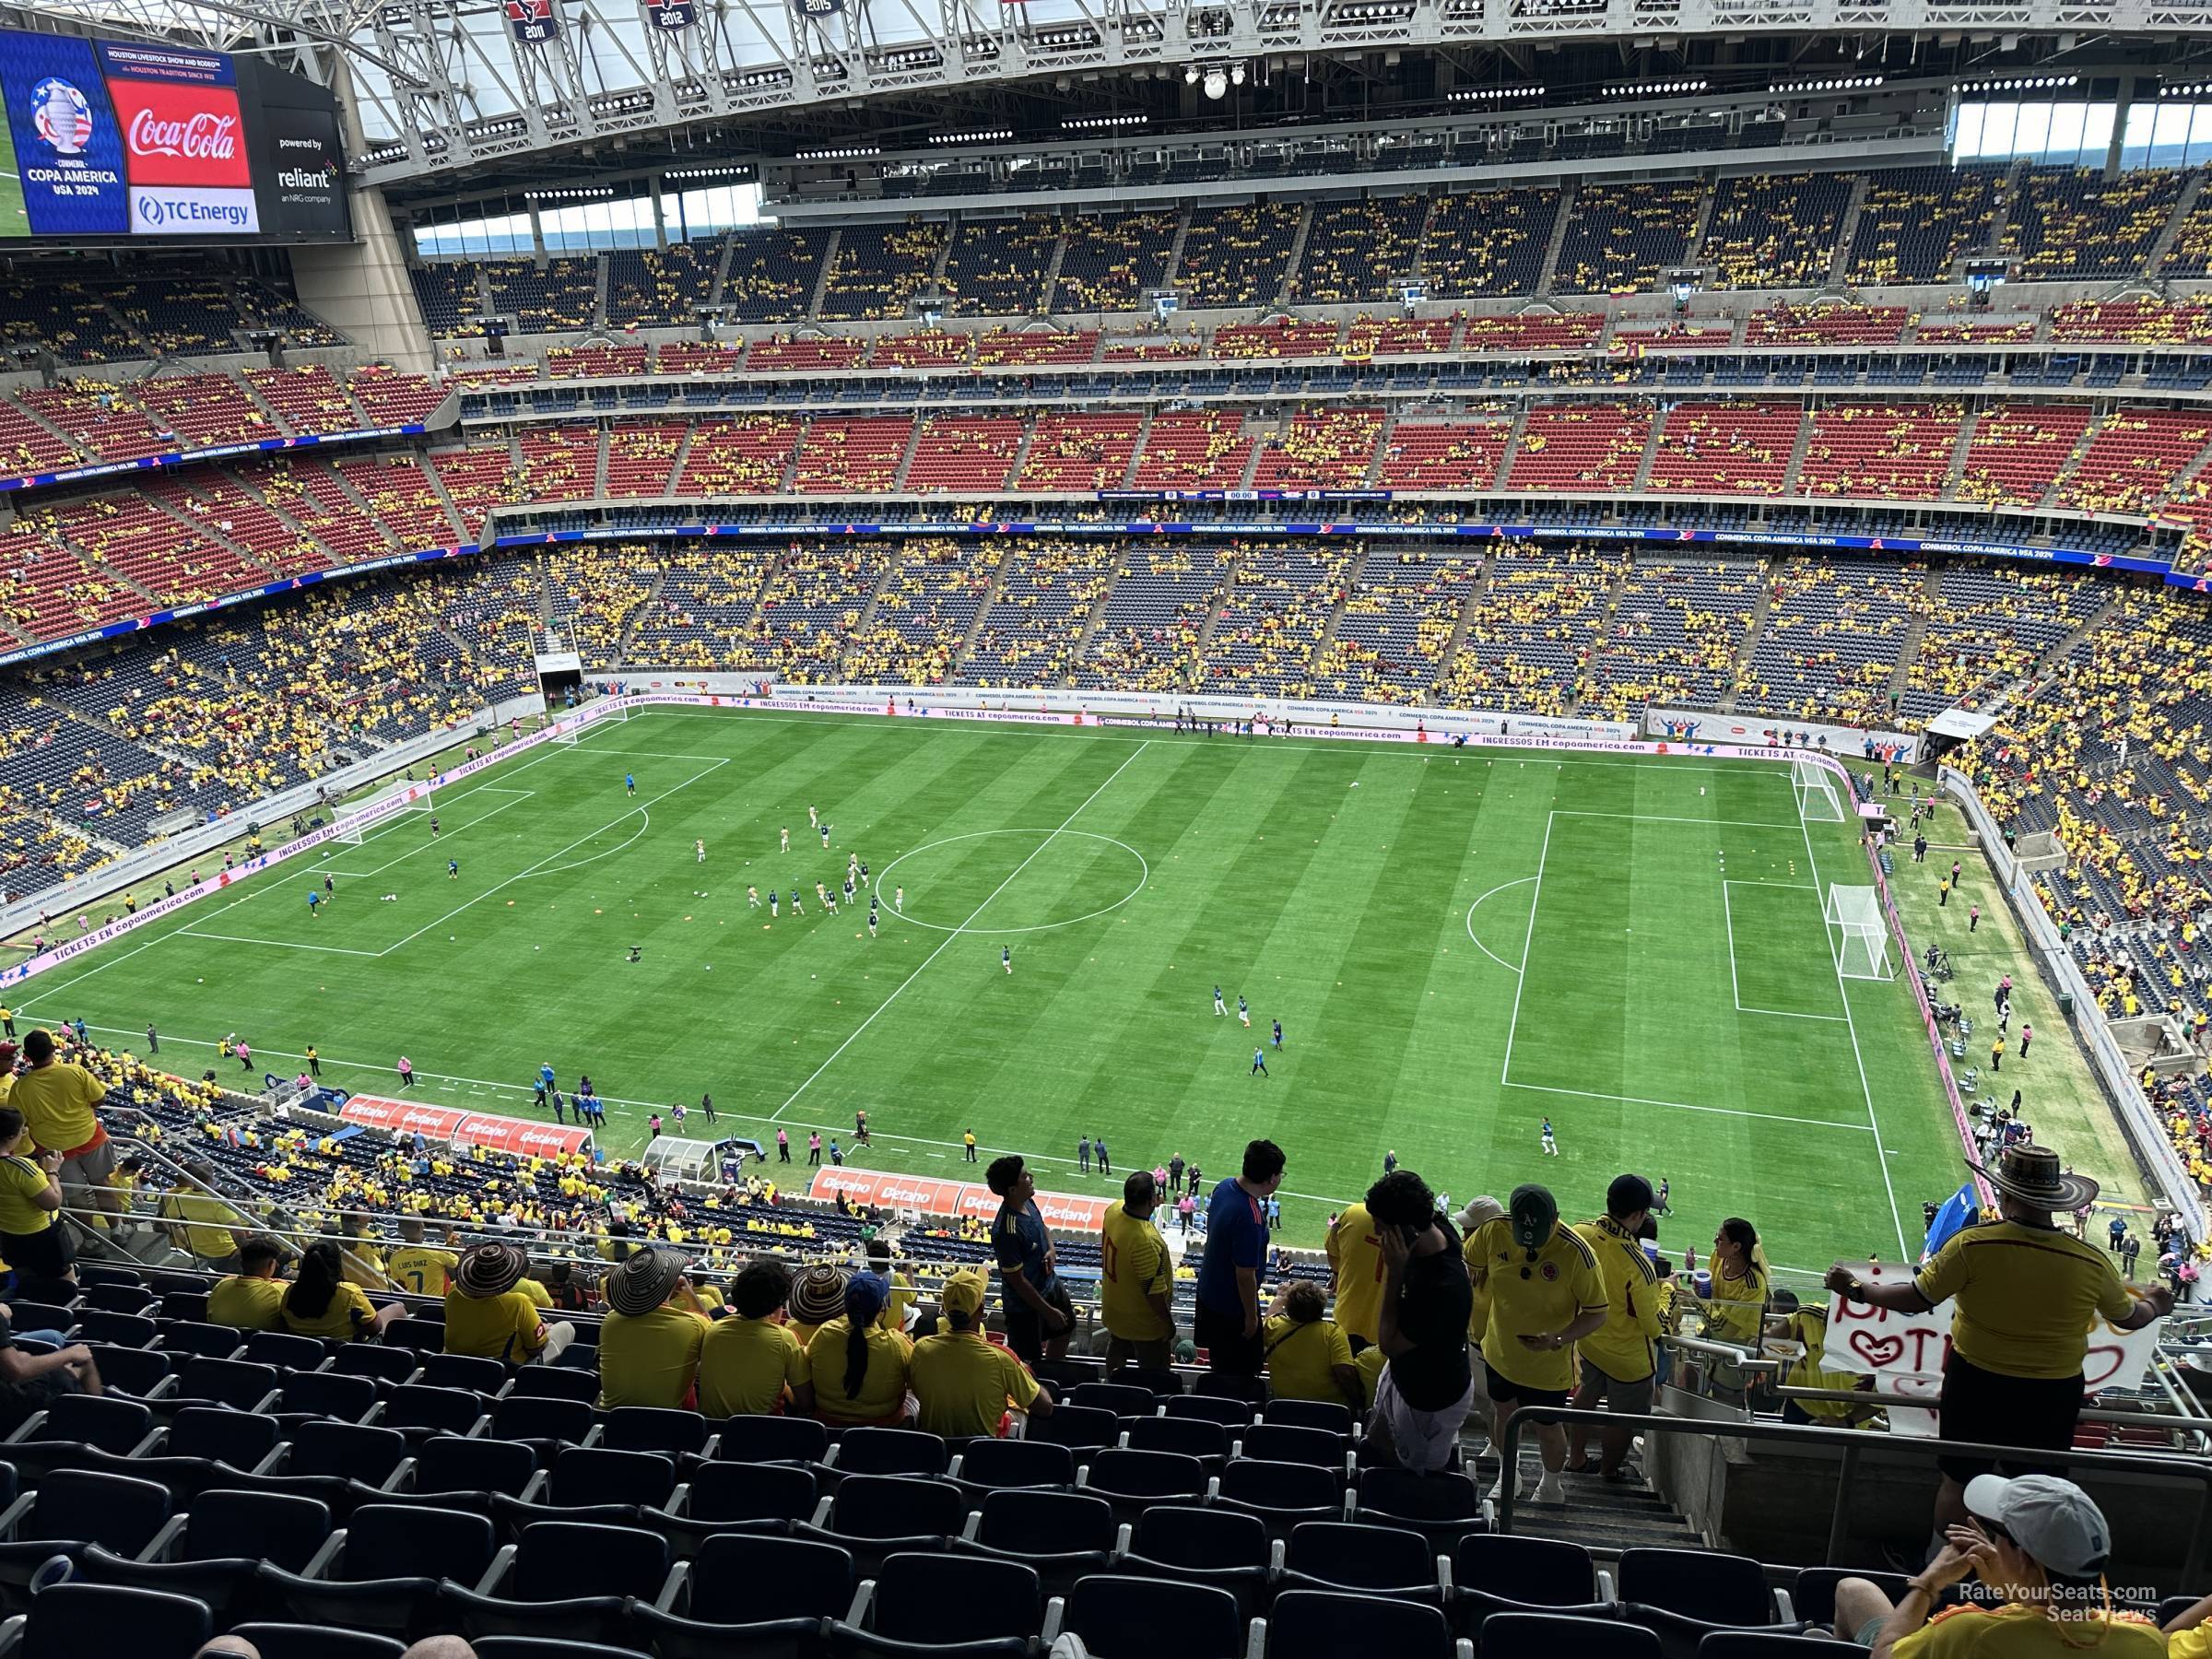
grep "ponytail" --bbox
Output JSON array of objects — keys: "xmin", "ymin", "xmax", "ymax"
[{"xmin": 843, "ymin": 1321, "xmax": 870, "ymax": 1401}]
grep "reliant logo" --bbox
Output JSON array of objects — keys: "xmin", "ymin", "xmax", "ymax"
[
  {"xmin": 127, "ymin": 108, "xmax": 238, "ymax": 160},
  {"xmin": 278, "ymin": 166, "xmax": 334, "ymax": 190}
]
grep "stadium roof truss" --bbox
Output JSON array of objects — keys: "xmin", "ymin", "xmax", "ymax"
[{"xmin": 23, "ymin": 0, "xmax": 2212, "ymax": 185}]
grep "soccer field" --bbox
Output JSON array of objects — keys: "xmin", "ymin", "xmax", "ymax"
[{"xmin": 21, "ymin": 708, "xmax": 1974, "ymax": 1279}]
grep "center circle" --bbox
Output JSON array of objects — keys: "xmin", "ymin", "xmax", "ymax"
[{"xmin": 875, "ymin": 830, "xmax": 1149, "ymax": 935}]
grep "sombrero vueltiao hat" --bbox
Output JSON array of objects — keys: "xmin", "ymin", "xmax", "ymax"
[{"xmin": 1966, "ymin": 1143, "xmax": 2100, "ymax": 1214}]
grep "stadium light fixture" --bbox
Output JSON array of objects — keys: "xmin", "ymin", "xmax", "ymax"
[
  {"xmin": 794, "ymin": 145, "xmax": 882, "ymax": 160},
  {"xmin": 929, "ymin": 129, "xmax": 1015, "ymax": 144},
  {"xmin": 1604, "ymin": 78, "xmax": 1710, "ymax": 98},
  {"xmin": 1063, "ymin": 112, "xmax": 1148, "ymax": 130},
  {"xmin": 1204, "ymin": 66, "xmax": 1229, "ymax": 99},
  {"xmin": 1450, "ymin": 86, "xmax": 1545, "ymax": 101},
  {"xmin": 1770, "ymin": 74, "xmax": 1883, "ymax": 93}
]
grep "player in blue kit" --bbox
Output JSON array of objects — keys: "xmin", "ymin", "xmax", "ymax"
[
  {"xmin": 625, "ymin": 771, "xmax": 636, "ymax": 796},
  {"xmin": 1003, "ymin": 945, "xmax": 1012, "ymax": 974},
  {"xmin": 1237, "ymin": 994, "xmax": 1251, "ymax": 1029},
  {"xmin": 1272, "ymin": 1018, "xmax": 1283, "ymax": 1049},
  {"xmin": 1214, "ymin": 986, "xmax": 1227, "ymax": 1017},
  {"xmin": 1251, "ymin": 1046, "xmax": 1268, "ymax": 1077}
]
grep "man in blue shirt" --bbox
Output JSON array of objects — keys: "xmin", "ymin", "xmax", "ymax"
[
  {"xmin": 987, "ymin": 1154, "xmax": 1074, "ymax": 1365},
  {"xmin": 1077, "ymin": 1135, "xmax": 1091, "ymax": 1172},
  {"xmin": 1195, "ymin": 1138, "xmax": 1286, "ymax": 1382}
]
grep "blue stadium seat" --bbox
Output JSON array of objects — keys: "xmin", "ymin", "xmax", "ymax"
[
  {"xmin": 1280, "ymin": 1519, "xmax": 1444, "ymax": 1604},
  {"xmin": 1484, "ymin": 1612, "xmax": 1662, "ymax": 1659},
  {"xmin": 632, "ymin": 1532, "xmax": 856, "ymax": 1659},
  {"xmin": 825, "ymin": 1548, "xmax": 1041, "ymax": 1658},
  {"xmin": 1115, "ymin": 1503, "xmax": 1276, "ymax": 1617},
  {"xmin": 1165, "ymin": 1393, "xmax": 1255, "ymax": 1428},
  {"xmin": 1032, "ymin": 1403, "xmax": 1120, "ymax": 1454},
  {"xmin": 716, "ymin": 1413, "xmax": 831, "ymax": 1465},
  {"xmin": 795, "ymin": 1474, "xmax": 967, "ymax": 1579},
  {"xmin": 946, "ymin": 1434, "xmax": 1073, "ymax": 1496},
  {"xmin": 1269, "ymin": 1588, "xmax": 1464, "ymax": 1659},
  {"xmin": 441, "ymin": 1518, "xmax": 680, "ymax": 1645},
  {"xmin": 417, "ymin": 1351, "xmax": 510, "ymax": 1394},
  {"xmin": 1353, "ymin": 1465, "xmax": 1485, "ymax": 1550},
  {"xmin": 1453, "ymin": 1535, "xmax": 1614, "ymax": 1635},
  {"xmin": 13, "ymin": 1581, "xmax": 210, "ymax": 1659},
  {"xmin": 162, "ymin": 1404, "xmax": 281, "ymax": 1471},
  {"xmin": 380, "ymin": 1382, "xmax": 492, "ymax": 1441},
  {"xmin": 259, "ymin": 1500, "xmax": 496, "ymax": 1638},
  {"xmin": 1077, "ymin": 1448, "xmax": 1207, "ymax": 1524},
  {"xmin": 650, "ymin": 1459, "xmax": 818, "ymax": 1555},
  {"xmin": 77, "ymin": 1486, "xmax": 331, "ymax": 1620},
  {"xmin": 1260, "ymin": 1399, "xmax": 1355, "ymax": 1436},
  {"xmin": 0, "ymin": 1469, "xmax": 178, "ymax": 1611},
  {"xmin": 275, "ymin": 1370, "xmax": 381, "ymax": 1427},
  {"xmin": 953, "ymin": 1487, "xmax": 1115, "ymax": 1597},
  {"xmin": 506, "ymin": 1365, "xmax": 600, "ymax": 1402},
  {"xmin": 1053, "ymin": 1572, "xmax": 1248, "ymax": 1659},
  {"xmin": 600, "ymin": 1405, "xmax": 712, "ymax": 1456},
  {"xmin": 832, "ymin": 1426, "xmax": 948, "ymax": 1477},
  {"xmin": 1215, "ymin": 1457, "xmax": 1347, "ymax": 1538},
  {"xmin": 1124, "ymin": 1414, "xmax": 1231, "ymax": 1469}
]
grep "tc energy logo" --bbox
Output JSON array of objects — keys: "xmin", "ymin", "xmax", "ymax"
[{"xmin": 134, "ymin": 192, "xmax": 251, "ymax": 229}]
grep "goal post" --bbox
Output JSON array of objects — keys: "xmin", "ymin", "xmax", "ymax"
[
  {"xmin": 333, "ymin": 780, "xmax": 433, "ymax": 846},
  {"xmin": 1793, "ymin": 756, "xmax": 1846, "ymax": 823},
  {"xmin": 1824, "ymin": 884, "xmax": 1893, "ymax": 981}
]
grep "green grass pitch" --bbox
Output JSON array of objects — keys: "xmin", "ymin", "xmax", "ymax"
[{"xmin": 20, "ymin": 709, "xmax": 1974, "ymax": 1281}]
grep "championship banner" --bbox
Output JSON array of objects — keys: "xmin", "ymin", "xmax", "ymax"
[
  {"xmin": 506, "ymin": 0, "xmax": 561, "ymax": 43},
  {"xmin": 649, "ymin": 0, "xmax": 697, "ymax": 28}
]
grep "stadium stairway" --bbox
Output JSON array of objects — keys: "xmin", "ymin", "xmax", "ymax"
[
  {"xmin": 1717, "ymin": 562, "xmax": 1780, "ymax": 712},
  {"xmin": 2154, "ymin": 172, "xmax": 2210, "ymax": 276},
  {"xmin": 1885, "ymin": 569, "xmax": 1939, "ymax": 707},
  {"xmin": 1825, "ymin": 175, "xmax": 1873, "ymax": 286}
]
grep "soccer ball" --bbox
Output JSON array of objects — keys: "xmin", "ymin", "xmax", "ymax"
[{"xmin": 1700, "ymin": 787, "xmax": 1706, "ymax": 796}]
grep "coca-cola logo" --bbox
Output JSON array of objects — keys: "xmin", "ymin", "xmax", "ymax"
[{"xmin": 127, "ymin": 107, "xmax": 237, "ymax": 159}]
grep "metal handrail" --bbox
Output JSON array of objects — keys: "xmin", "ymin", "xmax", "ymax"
[{"xmin": 1497, "ymin": 1404, "xmax": 2212, "ymax": 1583}]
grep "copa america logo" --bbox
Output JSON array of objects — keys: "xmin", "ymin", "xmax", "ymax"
[
  {"xmin": 128, "ymin": 109, "xmax": 240, "ymax": 161},
  {"xmin": 31, "ymin": 77, "xmax": 93, "ymax": 156}
]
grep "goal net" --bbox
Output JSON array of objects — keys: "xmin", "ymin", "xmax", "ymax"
[
  {"xmin": 1794, "ymin": 756, "xmax": 1846, "ymax": 823},
  {"xmin": 333, "ymin": 780, "xmax": 433, "ymax": 846},
  {"xmin": 550, "ymin": 701, "xmax": 626, "ymax": 747},
  {"xmin": 1824, "ymin": 884, "xmax": 1892, "ymax": 980}
]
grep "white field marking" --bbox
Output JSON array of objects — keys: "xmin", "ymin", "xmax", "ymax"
[
  {"xmin": 1500, "ymin": 1079, "xmax": 1878, "ymax": 1135},
  {"xmin": 1797, "ymin": 808, "xmax": 1912, "ymax": 1260},
  {"xmin": 1722, "ymin": 880, "xmax": 1850, "ymax": 1022},
  {"xmin": 21, "ymin": 885, "xmax": 267, "ymax": 1007},
  {"xmin": 1496, "ymin": 814, "xmax": 1555, "ymax": 1084},
  {"xmin": 176, "ymin": 930, "xmax": 381, "ymax": 956},
  {"xmin": 1549, "ymin": 810, "xmax": 1802, "ymax": 830},
  {"xmin": 874, "ymin": 830, "xmax": 1151, "ymax": 935},
  {"xmin": 316, "ymin": 791, "xmax": 536, "ymax": 879},
  {"xmin": 1464, "ymin": 876, "xmax": 1537, "ymax": 976},
  {"xmin": 768, "ymin": 740, "xmax": 1154, "ymax": 1124}
]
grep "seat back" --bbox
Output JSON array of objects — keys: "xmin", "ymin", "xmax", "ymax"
[
  {"xmin": 599, "ymin": 1406, "xmax": 710, "ymax": 1456},
  {"xmin": 871, "ymin": 1549, "xmax": 1041, "ymax": 1645},
  {"xmin": 289, "ymin": 1420, "xmax": 410, "ymax": 1485},
  {"xmin": 1031, "ymin": 1403, "xmax": 1119, "ymax": 1453},
  {"xmin": 240, "ymin": 1332, "xmax": 330, "ymax": 1371},
  {"xmin": 1131, "ymin": 1504, "xmax": 1269, "ymax": 1570},
  {"xmin": 156, "ymin": 1323, "xmax": 243, "ymax": 1359},
  {"xmin": 974, "ymin": 1488, "xmax": 1115, "ymax": 1555},
  {"xmin": 81, "ymin": 1345, "xmax": 174, "ymax": 1397},
  {"xmin": 835, "ymin": 1426, "xmax": 948, "ymax": 1476},
  {"xmin": 165, "ymin": 1405, "xmax": 280, "ymax": 1469},
  {"xmin": 1270, "ymin": 1589, "xmax": 1453, "ymax": 1659},
  {"xmin": 28, "ymin": 1469, "xmax": 172, "ymax": 1554},
  {"xmin": 1262, "ymin": 1399, "xmax": 1354, "ymax": 1435},
  {"xmin": 1124, "ymin": 1417, "xmax": 1229, "ymax": 1461},
  {"xmin": 826, "ymin": 1474, "xmax": 965, "ymax": 1540},
  {"xmin": 489, "ymin": 1394, "xmax": 594, "ymax": 1447},
  {"xmin": 1218, "ymin": 1457, "xmax": 1339, "ymax": 1517},
  {"xmin": 1069, "ymin": 1382, "xmax": 1157, "ymax": 1418},
  {"xmin": 510, "ymin": 1520, "xmax": 670, "ymax": 1600},
  {"xmin": 343, "ymin": 1502, "xmax": 498, "ymax": 1583},
  {"xmin": 955, "ymin": 1436, "xmax": 1073, "ymax": 1490},
  {"xmin": 506, "ymin": 1366, "xmax": 600, "ymax": 1403},
  {"xmin": 227, "ymin": 1625, "xmax": 407, "ymax": 1659},
  {"xmin": 684, "ymin": 1532, "xmax": 854, "ymax": 1624},
  {"xmin": 22, "ymin": 1582, "xmax": 211, "ymax": 1659},
  {"xmin": 1286, "ymin": 1521, "xmax": 1432, "ymax": 1590},
  {"xmin": 1241, "ymin": 1423, "xmax": 1346, "ymax": 1468},
  {"xmin": 1483, "ymin": 1613, "xmax": 1660, "ymax": 1659},
  {"xmin": 1084, "ymin": 1448, "xmax": 1206, "ymax": 1500},
  {"xmin": 71, "ymin": 1311, "xmax": 158, "ymax": 1349},
  {"xmin": 1455, "ymin": 1535, "xmax": 1602, "ymax": 1606},
  {"xmin": 38, "ymin": 1393, "xmax": 152, "ymax": 1454},
  {"xmin": 1163, "ymin": 1394, "xmax": 1253, "ymax": 1429},
  {"xmin": 548, "ymin": 1447, "xmax": 677, "ymax": 1510},
  {"xmin": 415, "ymin": 1433, "xmax": 537, "ymax": 1498},
  {"xmin": 327, "ymin": 1345, "xmax": 418, "ymax": 1384},
  {"xmin": 418, "ymin": 1351, "xmax": 510, "ymax": 1394},
  {"xmin": 78, "ymin": 1280, "xmax": 154, "ymax": 1312},
  {"xmin": 385, "ymin": 1383, "xmax": 489, "ymax": 1438},
  {"xmin": 1065, "ymin": 1573, "xmax": 1245, "ymax": 1659},
  {"xmin": 682, "ymin": 1459, "xmax": 818, "ymax": 1524},
  {"xmin": 180, "ymin": 1488, "xmax": 331, "ymax": 1571},
  {"xmin": 714, "ymin": 1413, "xmax": 830, "ymax": 1465},
  {"xmin": 279, "ymin": 1371, "xmax": 381, "ymax": 1423},
  {"xmin": 175, "ymin": 1357, "xmax": 279, "ymax": 1409},
  {"xmin": 383, "ymin": 1317, "xmax": 445, "ymax": 1352},
  {"xmin": 1618, "ymin": 1548, "xmax": 1774, "ymax": 1627}
]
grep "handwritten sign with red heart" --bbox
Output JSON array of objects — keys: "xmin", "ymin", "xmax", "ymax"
[{"xmin": 1826, "ymin": 1264, "xmax": 2162, "ymax": 1394}]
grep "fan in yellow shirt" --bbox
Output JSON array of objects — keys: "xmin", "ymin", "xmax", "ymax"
[
  {"xmin": 206, "ymin": 1234, "xmax": 289, "ymax": 1332},
  {"xmin": 1324, "ymin": 1202, "xmax": 1385, "ymax": 1348},
  {"xmin": 909, "ymin": 1269, "xmax": 1052, "ymax": 1438},
  {"xmin": 1261, "ymin": 1281, "xmax": 1360, "ymax": 1409},
  {"xmin": 1099, "ymin": 1175, "xmax": 1174, "ymax": 1369},
  {"xmin": 1465, "ymin": 1184, "xmax": 1606, "ymax": 1507},
  {"xmin": 279, "ymin": 1241, "xmax": 403, "ymax": 1342},
  {"xmin": 385, "ymin": 1218, "xmax": 461, "ymax": 1295},
  {"xmin": 1567, "ymin": 1177, "xmax": 1664, "ymax": 1480},
  {"xmin": 596, "ymin": 1246, "xmax": 707, "ymax": 1410},
  {"xmin": 806, "ymin": 1272, "xmax": 912, "ymax": 1427},
  {"xmin": 698, "ymin": 1259, "xmax": 815, "ymax": 1418}
]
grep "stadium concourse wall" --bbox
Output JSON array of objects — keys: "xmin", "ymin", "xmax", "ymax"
[
  {"xmin": 0, "ymin": 684, "xmax": 2009, "ymax": 1246},
  {"xmin": 0, "ymin": 689, "xmax": 547, "ymax": 938},
  {"xmin": 1936, "ymin": 765, "xmax": 2207, "ymax": 1246}
]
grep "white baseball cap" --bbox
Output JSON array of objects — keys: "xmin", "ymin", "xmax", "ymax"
[{"xmin": 1962, "ymin": 1475, "xmax": 2112, "ymax": 1577}]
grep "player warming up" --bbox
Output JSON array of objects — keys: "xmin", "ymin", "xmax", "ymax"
[
  {"xmin": 780, "ymin": 827, "xmax": 790, "ymax": 853},
  {"xmin": 695, "ymin": 840, "xmax": 706, "ymax": 864},
  {"xmin": 447, "ymin": 859, "xmax": 459, "ymax": 880},
  {"xmin": 1541, "ymin": 1117, "xmax": 1559, "ymax": 1156},
  {"xmin": 1251, "ymin": 1046, "xmax": 1269, "ymax": 1078},
  {"xmin": 625, "ymin": 771, "xmax": 637, "ymax": 796},
  {"xmin": 1214, "ymin": 986, "xmax": 1227, "ymax": 1017},
  {"xmin": 1003, "ymin": 945, "xmax": 1013, "ymax": 974},
  {"xmin": 1238, "ymin": 994, "xmax": 1252, "ymax": 1029}
]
